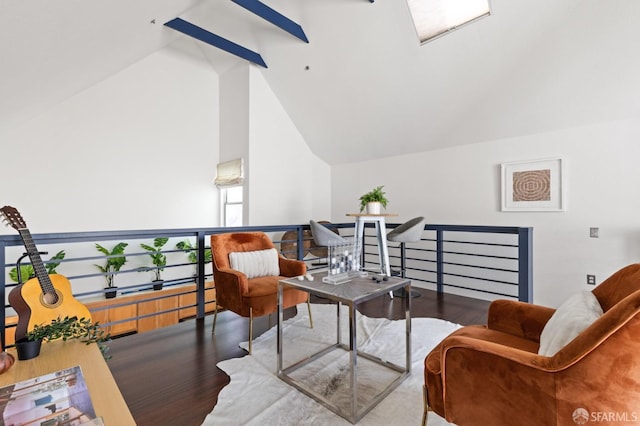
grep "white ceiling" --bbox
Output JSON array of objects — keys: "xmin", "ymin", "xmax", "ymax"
[{"xmin": 2, "ymin": 0, "xmax": 639, "ymax": 165}]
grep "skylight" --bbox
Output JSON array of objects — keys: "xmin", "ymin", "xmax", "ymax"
[{"xmin": 406, "ymin": 0, "xmax": 491, "ymax": 44}]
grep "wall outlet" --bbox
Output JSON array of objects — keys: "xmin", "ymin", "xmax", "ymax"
[
  {"xmin": 590, "ymin": 227, "xmax": 599, "ymax": 238},
  {"xmin": 587, "ymin": 274, "xmax": 596, "ymax": 285}
]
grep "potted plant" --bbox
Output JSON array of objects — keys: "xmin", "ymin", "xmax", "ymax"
[
  {"xmin": 359, "ymin": 186, "xmax": 389, "ymax": 214},
  {"xmin": 9, "ymin": 250, "xmax": 66, "ymax": 283},
  {"xmin": 139, "ymin": 237, "xmax": 169, "ymax": 290},
  {"xmin": 95, "ymin": 242, "xmax": 128, "ymax": 298},
  {"xmin": 20, "ymin": 316, "xmax": 111, "ymax": 360},
  {"xmin": 176, "ymin": 240, "xmax": 212, "ymax": 277},
  {"xmin": 14, "ymin": 335, "xmax": 42, "ymax": 360}
]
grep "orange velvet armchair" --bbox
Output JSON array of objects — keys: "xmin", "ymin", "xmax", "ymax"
[
  {"xmin": 423, "ymin": 263, "xmax": 640, "ymax": 426},
  {"xmin": 211, "ymin": 232, "xmax": 312, "ymax": 353}
]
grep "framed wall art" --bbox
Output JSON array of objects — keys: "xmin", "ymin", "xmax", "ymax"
[{"xmin": 501, "ymin": 158, "xmax": 565, "ymax": 212}]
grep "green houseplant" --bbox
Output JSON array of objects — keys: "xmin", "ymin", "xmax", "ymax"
[
  {"xmin": 176, "ymin": 240, "xmax": 212, "ymax": 277},
  {"xmin": 139, "ymin": 237, "xmax": 169, "ymax": 290},
  {"xmin": 22, "ymin": 316, "xmax": 111, "ymax": 360},
  {"xmin": 94, "ymin": 242, "xmax": 128, "ymax": 298},
  {"xmin": 9, "ymin": 250, "xmax": 66, "ymax": 283},
  {"xmin": 359, "ymin": 186, "xmax": 389, "ymax": 213}
]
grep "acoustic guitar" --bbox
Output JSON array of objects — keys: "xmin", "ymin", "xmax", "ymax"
[{"xmin": 1, "ymin": 206, "xmax": 91, "ymax": 341}]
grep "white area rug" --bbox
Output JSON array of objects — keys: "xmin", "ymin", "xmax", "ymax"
[{"xmin": 202, "ymin": 303, "xmax": 459, "ymax": 426}]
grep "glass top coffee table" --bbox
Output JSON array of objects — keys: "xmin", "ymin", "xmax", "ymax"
[{"xmin": 277, "ymin": 272, "xmax": 411, "ymax": 424}]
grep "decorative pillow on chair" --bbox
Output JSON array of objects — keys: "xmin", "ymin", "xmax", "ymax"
[
  {"xmin": 538, "ymin": 291, "xmax": 603, "ymax": 357},
  {"xmin": 229, "ymin": 248, "xmax": 280, "ymax": 279}
]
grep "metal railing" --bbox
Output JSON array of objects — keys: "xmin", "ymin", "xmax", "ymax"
[
  {"xmin": 303, "ymin": 223, "xmax": 532, "ymax": 302},
  {"xmin": 365, "ymin": 224, "xmax": 532, "ymax": 301},
  {"xmin": 1, "ymin": 223, "xmax": 532, "ymax": 348}
]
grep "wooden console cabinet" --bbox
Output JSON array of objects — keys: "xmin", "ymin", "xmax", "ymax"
[{"xmin": 3, "ymin": 282, "xmax": 217, "ymax": 346}]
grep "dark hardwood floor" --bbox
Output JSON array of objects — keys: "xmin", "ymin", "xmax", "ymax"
[{"xmin": 106, "ymin": 289, "xmax": 490, "ymax": 426}]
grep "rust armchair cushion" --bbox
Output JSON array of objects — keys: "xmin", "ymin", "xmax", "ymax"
[{"xmin": 487, "ymin": 299, "xmax": 555, "ymax": 342}]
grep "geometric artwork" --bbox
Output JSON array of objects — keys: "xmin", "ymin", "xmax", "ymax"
[
  {"xmin": 501, "ymin": 158, "xmax": 564, "ymax": 212},
  {"xmin": 512, "ymin": 169, "xmax": 551, "ymax": 202}
]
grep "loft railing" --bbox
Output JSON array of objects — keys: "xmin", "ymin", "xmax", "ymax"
[
  {"xmin": 304, "ymin": 223, "xmax": 533, "ymax": 302},
  {"xmin": 394, "ymin": 224, "xmax": 532, "ymax": 301},
  {"xmin": 0, "ymin": 225, "xmax": 305, "ymax": 348},
  {"xmin": 1, "ymin": 223, "xmax": 532, "ymax": 348}
]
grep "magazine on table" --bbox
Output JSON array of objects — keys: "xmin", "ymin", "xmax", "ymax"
[{"xmin": 0, "ymin": 365, "xmax": 103, "ymax": 426}]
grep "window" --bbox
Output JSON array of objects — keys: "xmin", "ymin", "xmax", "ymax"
[
  {"xmin": 214, "ymin": 158, "xmax": 244, "ymax": 227},
  {"xmin": 222, "ymin": 186, "xmax": 243, "ymax": 227},
  {"xmin": 214, "ymin": 158, "xmax": 243, "ymax": 187},
  {"xmin": 406, "ymin": 0, "xmax": 491, "ymax": 44}
]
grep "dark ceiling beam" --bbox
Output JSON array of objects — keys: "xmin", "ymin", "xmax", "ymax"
[
  {"xmin": 164, "ymin": 18, "xmax": 267, "ymax": 68},
  {"xmin": 231, "ymin": 0, "xmax": 309, "ymax": 43}
]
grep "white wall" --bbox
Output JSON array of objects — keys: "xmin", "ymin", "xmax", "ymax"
[
  {"xmin": 0, "ymin": 38, "xmax": 220, "ymax": 233},
  {"xmin": 219, "ymin": 64, "xmax": 251, "ymax": 225},
  {"xmin": 216, "ymin": 64, "xmax": 331, "ymax": 227},
  {"xmin": 0, "ymin": 40, "xmax": 331, "ymax": 294},
  {"xmin": 248, "ymin": 67, "xmax": 331, "ymax": 226},
  {"xmin": 332, "ymin": 118, "xmax": 640, "ymax": 307},
  {"xmin": 0, "ymin": 35, "xmax": 332, "ymax": 224},
  {"xmin": 219, "ymin": 64, "xmax": 250, "ymax": 163}
]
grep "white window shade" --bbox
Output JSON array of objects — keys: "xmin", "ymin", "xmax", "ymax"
[
  {"xmin": 406, "ymin": 0, "xmax": 491, "ymax": 44},
  {"xmin": 214, "ymin": 158, "xmax": 244, "ymax": 187}
]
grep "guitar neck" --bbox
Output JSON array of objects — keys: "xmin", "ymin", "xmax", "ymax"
[{"xmin": 17, "ymin": 228, "xmax": 56, "ymax": 294}]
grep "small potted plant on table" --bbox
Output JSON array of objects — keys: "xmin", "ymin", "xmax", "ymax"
[
  {"xmin": 359, "ymin": 186, "xmax": 389, "ymax": 214},
  {"xmin": 17, "ymin": 316, "xmax": 110, "ymax": 360}
]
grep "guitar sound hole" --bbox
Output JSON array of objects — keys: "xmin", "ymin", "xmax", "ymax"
[{"xmin": 41, "ymin": 291, "xmax": 62, "ymax": 308}]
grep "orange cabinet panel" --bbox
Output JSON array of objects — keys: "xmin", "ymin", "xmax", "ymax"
[
  {"xmin": 89, "ymin": 302, "xmax": 137, "ymax": 336},
  {"xmin": 137, "ymin": 295, "xmax": 179, "ymax": 332},
  {"xmin": 178, "ymin": 282, "xmax": 217, "ymax": 319},
  {"xmin": 3, "ymin": 317, "xmax": 17, "ymax": 347}
]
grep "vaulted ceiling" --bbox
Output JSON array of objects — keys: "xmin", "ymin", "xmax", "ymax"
[{"xmin": 2, "ymin": 0, "xmax": 639, "ymax": 165}]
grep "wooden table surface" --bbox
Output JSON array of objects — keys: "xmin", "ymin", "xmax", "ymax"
[{"xmin": 1, "ymin": 339, "xmax": 136, "ymax": 425}]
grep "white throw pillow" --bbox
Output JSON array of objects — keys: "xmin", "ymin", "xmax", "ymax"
[
  {"xmin": 538, "ymin": 291, "xmax": 603, "ymax": 357},
  {"xmin": 229, "ymin": 248, "xmax": 280, "ymax": 279}
]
